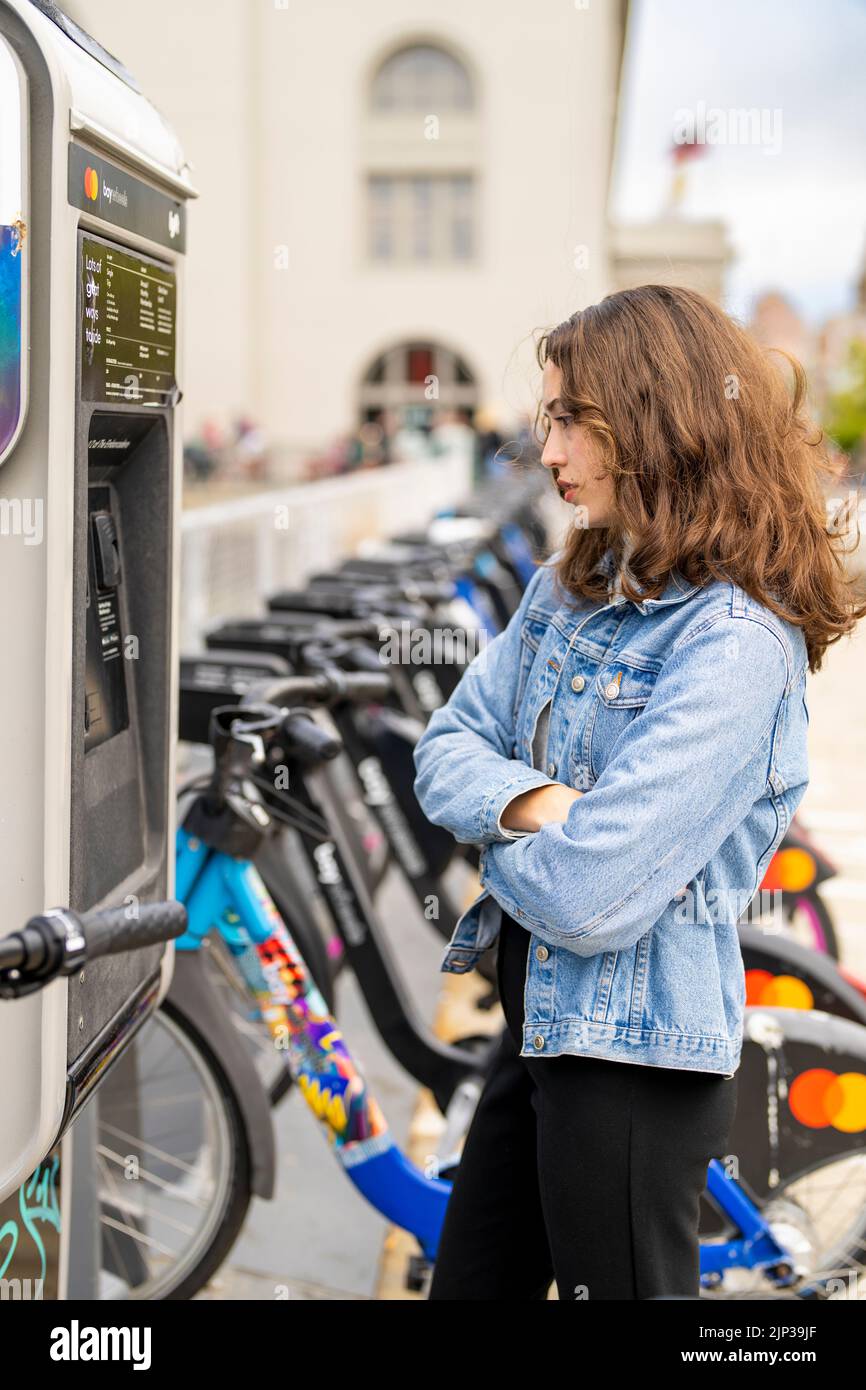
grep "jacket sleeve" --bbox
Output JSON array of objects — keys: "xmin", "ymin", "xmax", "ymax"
[
  {"xmin": 411, "ymin": 562, "xmax": 559, "ymax": 845},
  {"xmin": 479, "ymin": 612, "xmax": 795, "ymax": 955}
]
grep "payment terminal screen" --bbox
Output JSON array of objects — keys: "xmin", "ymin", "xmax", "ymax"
[{"xmin": 80, "ymin": 236, "xmax": 177, "ymax": 406}]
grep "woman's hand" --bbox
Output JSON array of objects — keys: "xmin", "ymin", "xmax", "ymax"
[
  {"xmin": 500, "ymin": 783, "xmax": 584, "ymax": 833},
  {"xmin": 501, "ymin": 783, "xmax": 692, "ymax": 895}
]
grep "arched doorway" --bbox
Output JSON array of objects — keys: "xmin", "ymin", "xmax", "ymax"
[{"xmin": 359, "ymin": 340, "xmax": 478, "ymax": 433}]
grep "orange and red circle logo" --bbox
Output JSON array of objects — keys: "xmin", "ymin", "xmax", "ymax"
[
  {"xmin": 746, "ymin": 968, "xmax": 814, "ymax": 1010},
  {"xmin": 789, "ymin": 1068, "xmax": 866, "ymax": 1132},
  {"xmin": 84, "ymin": 166, "xmax": 99, "ymax": 201}
]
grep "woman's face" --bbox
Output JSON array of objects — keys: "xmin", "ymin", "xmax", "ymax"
[{"xmin": 540, "ymin": 361, "xmax": 617, "ymax": 530}]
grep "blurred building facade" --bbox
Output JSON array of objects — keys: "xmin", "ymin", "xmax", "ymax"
[
  {"xmin": 609, "ymin": 217, "xmax": 733, "ymax": 305},
  {"xmin": 66, "ymin": 0, "xmax": 629, "ymax": 472},
  {"xmin": 748, "ymin": 235, "xmax": 866, "ymax": 420},
  {"xmin": 749, "ymin": 290, "xmax": 813, "ymax": 366}
]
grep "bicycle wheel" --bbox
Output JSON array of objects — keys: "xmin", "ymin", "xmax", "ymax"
[
  {"xmin": 200, "ymin": 933, "xmax": 293, "ymax": 1107},
  {"xmin": 96, "ymin": 1000, "xmax": 252, "ymax": 1300},
  {"xmin": 741, "ymin": 888, "xmax": 839, "ymax": 960},
  {"xmin": 201, "ymin": 874, "xmax": 338, "ymax": 1108},
  {"xmin": 785, "ymin": 891, "xmax": 839, "ymax": 960},
  {"xmin": 701, "ymin": 1152, "xmax": 866, "ymax": 1299}
]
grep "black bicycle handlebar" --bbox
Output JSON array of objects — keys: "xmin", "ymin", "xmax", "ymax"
[
  {"xmin": 0, "ymin": 901, "xmax": 187, "ymax": 998},
  {"xmin": 243, "ymin": 668, "xmax": 391, "ymax": 709},
  {"xmin": 281, "ymin": 711, "xmax": 342, "ymax": 762},
  {"xmin": 341, "ymin": 642, "xmax": 387, "ymax": 675},
  {"xmin": 82, "ymin": 902, "xmax": 188, "ymax": 959},
  {"xmin": 270, "ymin": 578, "xmax": 455, "ymax": 611}
]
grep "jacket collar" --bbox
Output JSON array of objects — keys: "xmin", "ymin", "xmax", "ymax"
[{"xmin": 596, "ymin": 546, "xmax": 704, "ymax": 614}]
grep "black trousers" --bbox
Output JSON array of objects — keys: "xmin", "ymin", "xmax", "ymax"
[{"xmin": 428, "ymin": 911, "xmax": 739, "ymax": 1301}]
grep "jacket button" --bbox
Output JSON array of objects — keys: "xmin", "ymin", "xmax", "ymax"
[
  {"xmin": 546, "ymin": 761, "xmax": 556, "ymax": 776},
  {"xmin": 605, "ymin": 681, "xmax": 620, "ymax": 699},
  {"xmin": 535, "ymin": 944, "xmax": 549, "ymax": 962},
  {"xmin": 533, "ymin": 1034, "xmax": 545, "ymax": 1050},
  {"xmin": 571, "ymin": 674, "xmax": 586, "ymax": 692}
]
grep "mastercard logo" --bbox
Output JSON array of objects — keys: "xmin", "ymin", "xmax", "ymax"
[
  {"xmin": 746, "ymin": 968, "xmax": 814, "ymax": 1010},
  {"xmin": 760, "ymin": 847, "xmax": 817, "ymax": 893},
  {"xmin": 789, "ymin": 1068, "xmax": 866, "ymax": 1132},
  {"xmin": 84, "ymin": 166, "xmax": 99, "ymax": 201}
]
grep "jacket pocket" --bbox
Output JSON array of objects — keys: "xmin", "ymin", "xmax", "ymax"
[
  {"xmin": 512, "ymin": 612, "xmax": 550, "ymax": 723},
  {"xmin": 584, "ymin": 661, "xmax": 659, "ymax": 780}
]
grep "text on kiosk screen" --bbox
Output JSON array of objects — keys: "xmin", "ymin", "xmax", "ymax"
[{"xmin": 81, "ymin": 237, "xmax": 177, "ymax": 406}]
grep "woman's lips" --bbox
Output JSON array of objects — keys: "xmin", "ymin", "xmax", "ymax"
[{"xmin": 558, "ymin": 482, "xmax": 579, "ymax": 502}]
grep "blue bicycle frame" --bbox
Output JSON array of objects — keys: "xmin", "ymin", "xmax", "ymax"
[{"xmin": 175, "ymin": 825, "xmax": 451, "ymax": 1260}]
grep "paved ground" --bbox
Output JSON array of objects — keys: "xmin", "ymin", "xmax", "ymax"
[{"xmin": 204, "ymin": 589, "xmax": 866, "ymax": 1301}]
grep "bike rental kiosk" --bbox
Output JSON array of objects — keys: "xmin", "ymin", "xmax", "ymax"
[{"xmin": 0, "ymin": 0, "xmax": 196, "ymax": 1295}]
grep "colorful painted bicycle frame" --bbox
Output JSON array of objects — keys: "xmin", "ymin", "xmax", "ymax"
[
  {"xmin": 175, "ymin": 825, "xmax": 450, "ymax": 1259},
  {"xmin": 174, "ymin": 823, "xmax": 866, "ymax": 1293}
]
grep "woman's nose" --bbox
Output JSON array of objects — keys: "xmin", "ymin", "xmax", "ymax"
[{"xmin": 541, "ymin": 436, "xmax": 566, "ymax": 470}]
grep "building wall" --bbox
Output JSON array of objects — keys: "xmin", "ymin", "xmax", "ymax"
[
  {"xmin": 67, "ymin": 0, "xmax": 626, "ymax": 456},
  {"xmin": 609, "ymin": 218, "xmax": 734, "ymax": 305},
  {"xmin": 66, "ymin": 0, "xmax": 258, "ymax": 442}
]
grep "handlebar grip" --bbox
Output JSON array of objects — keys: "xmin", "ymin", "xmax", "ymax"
[
  {"xmin": 340, "ymin": 670, "xmax": 392, "ymax": 702},
  {"xmin": 81, "ymin": 901, "xmax": 188, "ymax": 960},
  {"xmin": 343, "ymin": 642, "xmax": 388, "ymax": 674},
  {"xmin": 269, "ymin": 590, "xmax": 356, "ymax": 616},
  {"xmin": 281, "ymin": 711, "xmax": 342, "ymax": 762},
  {"xmin": 402, "ymin": 580, "xmax": 457, "ymax": 605}
]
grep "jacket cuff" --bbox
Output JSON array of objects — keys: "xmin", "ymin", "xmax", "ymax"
[{"xmin": 480, "ymin": 770, "xmax": 557, "ymax": 841}]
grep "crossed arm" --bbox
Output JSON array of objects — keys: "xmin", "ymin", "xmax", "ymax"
[
  {"xmin": 414, "ymin": 600, "xmax": 791, "ymax": 958},
  {"xmin": 499, "ymin": 781, "xmax": 583, "ymax": 832}
]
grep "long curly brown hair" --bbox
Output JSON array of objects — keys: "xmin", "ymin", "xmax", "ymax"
[{"xmin": 535, "ymin": 283, "xmax": 865, "ymax": 673}]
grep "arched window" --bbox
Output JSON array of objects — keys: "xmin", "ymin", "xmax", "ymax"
[
  {"xmin": 364, "ymin": 41, "xmax": 479, "ymax": 265},
  {"xmin": 371, "ymin": 43, "xmax": 473, "ymax": 112}
]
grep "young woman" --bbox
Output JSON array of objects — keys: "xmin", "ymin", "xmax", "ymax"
[{"xmin": 412, "ymin": 283, "xmax": 866, "ymax": 1301}]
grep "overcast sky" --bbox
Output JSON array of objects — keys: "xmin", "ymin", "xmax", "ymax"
[{"xmin": 610, "ymin": 0, "xmax": 866, "ymax": 326}]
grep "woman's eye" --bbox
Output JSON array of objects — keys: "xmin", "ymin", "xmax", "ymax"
[{"xmin": 554, "ymin": 415, "xmax": 573, "ymax": 429}]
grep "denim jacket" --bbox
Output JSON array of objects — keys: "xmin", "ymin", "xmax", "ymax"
[{"xmin": 412, "ymin": 548, "xmax": 810, "ymax": 1076}]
